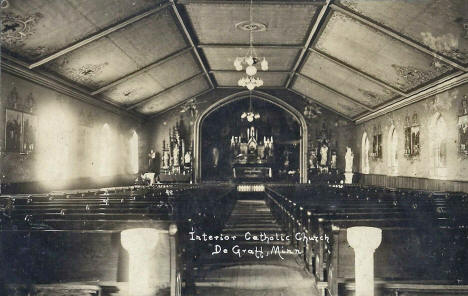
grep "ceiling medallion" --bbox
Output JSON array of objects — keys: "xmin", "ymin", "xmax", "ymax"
[
  {"xmin": 1, "ymin": 13, "xmax": 41, "ymax": 46},
  {"xmin": 235, "ymin": 21, "xmax": 267, "ymax": 32},
  {"xmin": 234, "ymin": 0, "xmax": 268, "ymax": 91}
]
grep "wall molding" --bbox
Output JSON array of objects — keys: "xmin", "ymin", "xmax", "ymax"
[{"xmin": 355, "ymin": 72, "xmax": 468, "ymax": 124}]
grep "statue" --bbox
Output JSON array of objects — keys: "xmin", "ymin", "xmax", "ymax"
[
  {"xmin": 173, "ymin": 143, "xmax": 180, "ymax": 167},
  {"xmin": 148, "ymin": 149, "xmax": 156, "ymax": 171},
  {"xmin": 309, "ymin": 151, "xmax": 317, "ymax": 169},
  {"xmin": 162, "ymin": 151, "xmax": 170, "ymax": 169},
  {"xmin": 319, "ymin": 142, "xmax": 328, "ymax": 166},
  {"xmin": 331, "ymin": 152, "xmax": 337, "ymax": 169},
  {"xmin": 345, "ymin": 147, "xmax": 354, "ymax": 172},
  {"xmin": 184, "ymin": 151, "xmax": 192, "ymax": 167},
  {"xmin": 345, "ymin": 147, "xmax": 354, "ymax": 184},
  {"xmin": 212, "ymin": 147, "xmax": 219, "ymax": 168}
]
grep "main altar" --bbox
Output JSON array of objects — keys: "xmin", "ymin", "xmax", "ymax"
[{"xmin": 230, "ymin": 126, "xmax": 274, "ymax": 181}]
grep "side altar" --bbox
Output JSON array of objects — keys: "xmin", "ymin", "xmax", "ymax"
[
  {"xmin": 158, "ymin": 121, "xmax": 192, "ymax": 183},
  {"xmin": 230, "ymin": 126, "xmax": 274, "ymax": 181}
]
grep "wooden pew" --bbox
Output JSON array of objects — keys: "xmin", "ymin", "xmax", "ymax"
[
  {"xmin": 0, "ymin": 184, "xmax": 235, "ymax": 296},
  {"xmin": 266, "ymin": 185, "xmax": 468, "ymax": 296}
]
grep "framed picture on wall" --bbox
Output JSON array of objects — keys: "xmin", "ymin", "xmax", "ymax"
[{"xmin": 5, "ymin": 109, "xmax": 23, "ymax": 152}]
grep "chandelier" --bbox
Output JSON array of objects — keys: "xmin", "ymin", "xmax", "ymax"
[
  {"xmin": 241, "ymin": 93, "xmax": 260, "ymax": 122},
  {"xmin": 234, "ymin": 0, "xmax": 268, "ymax": 90}
]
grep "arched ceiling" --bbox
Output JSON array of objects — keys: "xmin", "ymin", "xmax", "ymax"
[{"xmin": 1, "ymin": 0, "xmax": 467, "ymax": 122}]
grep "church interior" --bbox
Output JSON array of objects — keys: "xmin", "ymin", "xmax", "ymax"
[{"xmin": 1, "ymin": 0, "xmax": 468, "ymax": 295}]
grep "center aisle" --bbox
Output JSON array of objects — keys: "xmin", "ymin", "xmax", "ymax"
[{"xmin": 188, "ymin": 192, "xmax": 318, "ymax": 296}]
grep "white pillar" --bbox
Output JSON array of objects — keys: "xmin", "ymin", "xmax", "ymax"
[
  {"xmin": 121, "ymin": 228, "xmax": 166, "ymax": 296},
  {"xmin": 347, "ymin": 227, "xmax": 382, "ymax": 296}
]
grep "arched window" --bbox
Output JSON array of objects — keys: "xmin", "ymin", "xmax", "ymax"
[
  {"xmin": 387, "ymin": 125, "xmax": 398, "ymax": 176},
  {"xmin": 129, "ymin": 130, "xmax": 139, "ymax": 174},
  {"xmin": 361, "ymin": 132, "xmax": 370, "ymax": 174},
  {"xmin": 431, "ymin": 114, "xmax": 447, "ymax": 178},
  {"xmin": 99, "ymin": 123, "xmax": 114, "ymax": 177}
]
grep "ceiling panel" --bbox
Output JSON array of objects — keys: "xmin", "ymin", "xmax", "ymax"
[
  {"xmin": 292, "ymin": 75, "xmax": 366, "ymax": 117},
  {"xmin": 102, "ymin": 51, "xmax": 202, "ymax": 105},
  {"xmin": 184, "ymin": 3, "xmax": 318, "ymax": 45},
  {"xmin": 1, "ymin": 0, "xmax": 157, "ymax": 61},
  {"xmin": 202, "ymin": 47, "xmax": 300, "ymax": 71},
  {"xmin": 145, "ymin": 51, "xmax": 202, "ymax": 88},
  {"xmin": 102, "ymin": 73, "xmax": 161, "ymax": 105},
  {"xmin": 136, "ymin": 76, "xmax": 210, "ymax": 115},
  {"xmin": 45, "ymin": 37, "xmax": 139, "ymax": 89},
  {"xmin": 337, "ymin": 0, "xmax": 468, "ymax": 65},
  {"xmin": 213, "ymin": 72, "xmax": 288, "ymax": 87},
  {"xmin": 300, "ymin": 51, "xmax": 399, "ymax": 107},
  {"xmin": 315, "ymin": 10, "xmax": 454, "ymax": 92},
  {"xmin": 105, "ymin": 8, "xmax": 188, "ymax": 67}
]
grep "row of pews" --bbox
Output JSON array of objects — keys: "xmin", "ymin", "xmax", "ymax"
[
  {"xmin": 0, "ymin": 183, "xmax": 236, "ymax": 296},
  {"xmin": 265, "ymin": 184, "xmax": 468, "ymax": 296}
]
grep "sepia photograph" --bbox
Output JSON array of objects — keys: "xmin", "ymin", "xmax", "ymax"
[{"xmin": 0, "ymin": 0, "xmax": 468, "ymax": 295}]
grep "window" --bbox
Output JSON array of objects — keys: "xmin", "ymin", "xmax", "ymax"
[
  {"xmin": 404, "ymin": 113, "xmax": 420, "ymax": 158},
  {"xmin": 98, "ymin": 123, "xmax": 114, "ymax": 177},
  {"xmin": 431, "ymin": 114, "xmax": 447, "ymax": 178},
  {"xmin": 387, "ymin": 125, "xmax": 398, "ymax": 176},
  {"xmin": 129, "ymin": 130, "xmax": 139, "ymax": 174},
  {"xmin": 361, "ymin": 132, "xmax": 370, "ymax": 174}
]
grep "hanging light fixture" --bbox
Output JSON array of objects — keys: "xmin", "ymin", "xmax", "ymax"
[
  {"xmin": 235, "ymin": 0, "xmax": 268, "ymax": 90},
  {"xmin": 241, "ymin": 92, "xmax": 260, "ymax": 122}
]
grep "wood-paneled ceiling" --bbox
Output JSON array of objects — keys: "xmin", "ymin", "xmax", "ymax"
[{"xmin": 1, "ymin": 0, "xmax": 467, "ymax": 122}]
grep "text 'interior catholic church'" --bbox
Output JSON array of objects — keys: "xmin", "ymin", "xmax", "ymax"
[{"xmin": 1, "ymin": 0, "xmax": 468, "ymax": 295}]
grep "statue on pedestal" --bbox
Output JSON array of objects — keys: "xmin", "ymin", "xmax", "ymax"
[
  {"xmin": 345, "ymin": 146, "xmax": 354, "ymax": 184},
  {"xmin": 345, "ymin": 147, "xmax": 354, "ymax": 172},
  {"xmin": 148, "ymin": 149, "xmax": 156, "ymax": 172}
]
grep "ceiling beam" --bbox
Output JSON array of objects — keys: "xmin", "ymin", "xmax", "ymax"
[
  {"xmin": 126, "ymin": 72, "xmax": 206, "ymax": 110},
  {"xmin": 216, "ymin": 86, "xmax": 287, "ymax": 89},
  {"xmin": 148, "ymin": 88, "xmax": 214, "ymax": 119},
  {"xmin": 178, "ymin": 0, "xmax": 326, "ymax": 5},
  {"xmin": 295, "ymin": 73, "xmax": 374, "ymax": 111},
  {"xmin": 210, "ymin": 70, "xmax": 291, "ymax": 73},
  {"xmin": 287, "ymin": 88, "xmax": 355, "ymax": 121},
  {"xmin": 171, "ymin": 1, "xmax": 215, "ymax": 89},
  {"xmin": 285, "ymin": 0, "xmax": 332, "ymax": 88},
  {"xmin": 308, "ymin": 48, "xmax": 407, "ymax": 96},
  {"xmin": 29, "ymin": 1, "xmax": 171, "ymax": 69},
  {"xmin": 90, "ymin": 47, "xmax": 193, "ymax": 95},
  {"xmin": 2, "ymin": 55, "xmax": 144, "ymax": 122},
  {"xmin": 330, "ymin": 4, "xmax": 466, "ymax": 71},
  {"xmin": 198, "ymin": 44, "xmax": 304, "ymax": 49}
]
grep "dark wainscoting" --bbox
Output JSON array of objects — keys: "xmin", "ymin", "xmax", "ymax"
[
  {"xmin": 358, "ymin": 173, "xmax": 468, "ymax": 193},
  {"xmin": 1, "ymin": 174, "xmax": 138, "ymax": 194}
]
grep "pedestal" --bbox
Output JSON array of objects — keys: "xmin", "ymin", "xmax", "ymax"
[
  {"xmin": 347, "ymin": 227, "xmax": 382, "ymax": 296},
  {"xmin": 344, "ymin": 172, "xmax": 353, "ymax": 184},
  {"xmin": 121, "ymin": 228, "xmax": 166, "ymax": 296}
]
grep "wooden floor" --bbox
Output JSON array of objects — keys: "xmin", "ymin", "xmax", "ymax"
[{"xmin": 187, "ymin": 193, "xmax": 318, "ymax": 296}]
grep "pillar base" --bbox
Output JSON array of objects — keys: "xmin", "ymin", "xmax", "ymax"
[
  {"xmin": 121, "ymin": 228, "xmax": 167, "ymax": 296},
  {"xmin": 344, "ymin": 172, "xmax": 353, "ymax": 184}
]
